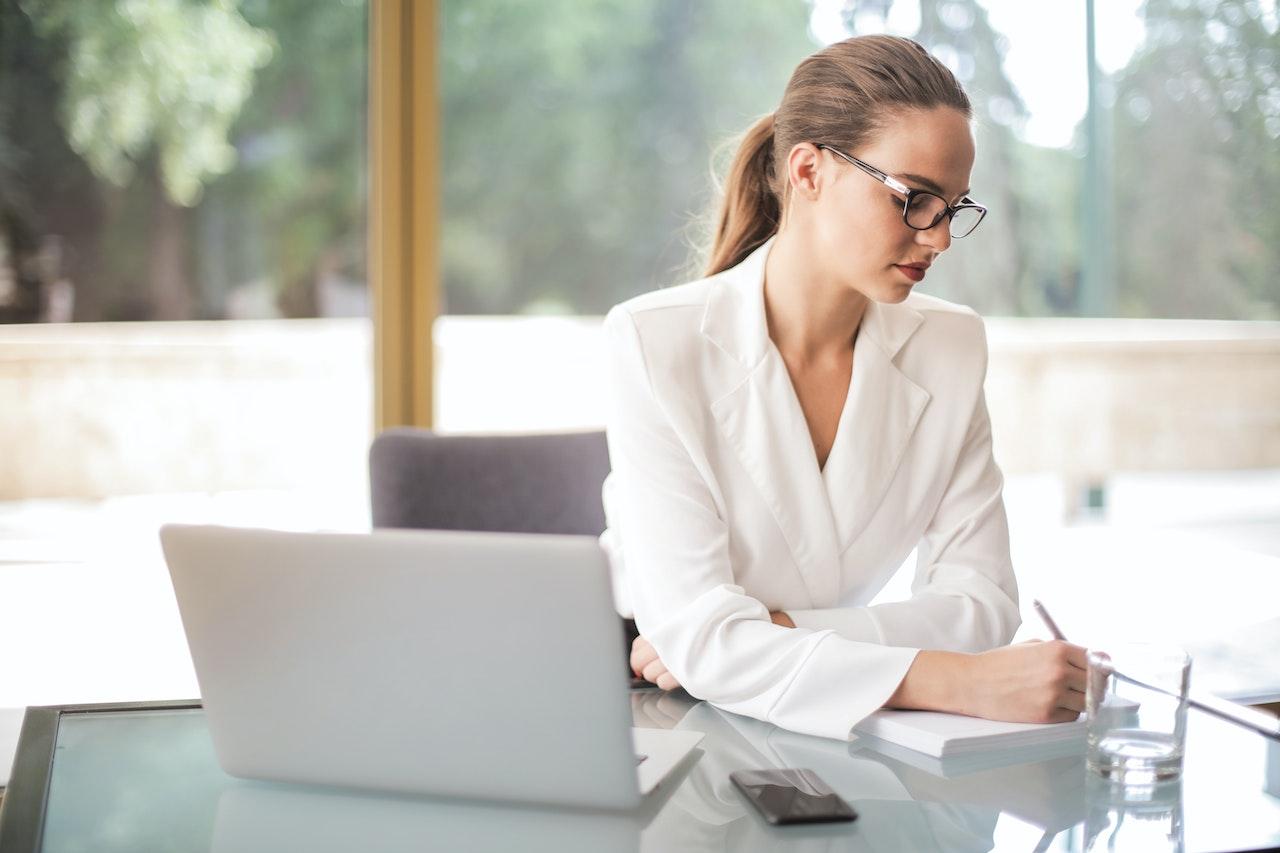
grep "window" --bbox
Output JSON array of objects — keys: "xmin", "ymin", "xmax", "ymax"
[
  {"xmin": 0, "ymin": 0, "xmax": 368, "ymax": 322},
  {"xmin": 439, "ymin": 0, "xmax": 1280, "ymax": 321},
  {"xmin": 0, "ymin": 0, "xmax": 372, "ymax": 706}
]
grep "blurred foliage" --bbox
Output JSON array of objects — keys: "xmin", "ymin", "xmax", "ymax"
[
  {"xmin": 842, "ymin": 0, "xmax": 1278, "ymax": 320},
  {"xmin": 0, "ymin": 0, "xmax": 364, "ymax": 319},
  {"xmin": 440, "ymin": 0, "xmax": 818, "ymax": 314},
  {"xmin": 1, "ymin": 0, "xmax": 1277, "ymax": 321},
  {"xmin": 1110, "ymin": 0, "xmax": 1280, "ymax": 319},
  {"xmin": 20, "ymin": 0, "xmax": 274, "ymax": 206},
  {"xmin": 435, "ymin": 0, "xmax": 1087, "ymax": 317},
  {"xmin": 898, "ymin": 0, "xmax": 1040, "ymax": 315},
  {"xmin": 201, "ymin": 0, "xmax": 367, "ymax": 317}
]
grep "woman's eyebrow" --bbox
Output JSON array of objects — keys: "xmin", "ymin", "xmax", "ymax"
[{"xmin": 900, "ymin": 171, "xmax": 970, "ymax": 200}]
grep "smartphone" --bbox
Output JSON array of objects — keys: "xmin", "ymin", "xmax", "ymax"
[{"xmin": 729, "ymin": 768, "xmax": 858, "ymax": 825}]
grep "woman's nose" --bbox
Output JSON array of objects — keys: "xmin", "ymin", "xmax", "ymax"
[{"xmin": 916, "ymin": 218, "xmax": 953, "ymax": 253}]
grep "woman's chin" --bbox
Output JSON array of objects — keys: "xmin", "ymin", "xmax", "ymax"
[
  {"xmin": 839, "ymin": 272, "xmax": 915, "ymax": 305},
  {"xmin": 868, "ymin": 280, "xmax": 915, "ymax": 304}
]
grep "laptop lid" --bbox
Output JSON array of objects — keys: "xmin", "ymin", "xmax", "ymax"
[{"xmin": 160, "ymin": 524, "xmax": 642, "ymax": 810}]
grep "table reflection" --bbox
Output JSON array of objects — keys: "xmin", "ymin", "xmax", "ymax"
[
  {"xmin": 635, "ymin": 695, "xmax": 1004, "ymax": 851},
  {"xmin": 211, "ymin": 781, "xmax": 645, "ymax": 853},
  {"xmin": 1080, "ymin": 775, "xmax": 1184, "ymax": 853},
  {"xmin": 28, "ymin": 692, "xmax": 1275, "ymax": 853}
]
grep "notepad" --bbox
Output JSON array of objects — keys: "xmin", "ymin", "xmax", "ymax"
[
  {"xmin": 852, "ymin": 709, "xmax": 1087, "ymax": 759},
  {"xmin": 853, "ymin": 731, "xmax": 1085, "ymax": 778}
]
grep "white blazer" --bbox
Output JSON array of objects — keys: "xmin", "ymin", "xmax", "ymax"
[{"xmin": 599, "ymin": 236, "xmax": 1020, "ymax": 741}]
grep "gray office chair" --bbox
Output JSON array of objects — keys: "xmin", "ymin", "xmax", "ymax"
[
  {"xmin": 368, "ymin": 428, "xmax": 611, "ymax": 535},
  {"xmin": 368, "ymin": 427, "xmax": 644, "ymax": 680}
]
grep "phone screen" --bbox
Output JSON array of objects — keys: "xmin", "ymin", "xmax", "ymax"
[{"xmin": 729, "ymin": 768, "xmax": 858, "ymax": 825}]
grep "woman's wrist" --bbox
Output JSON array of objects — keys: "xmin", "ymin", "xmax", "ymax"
[
  {"xmin": 769, "ymin": 610, "xmax": 796, "ymax": 628},
  {"xmin": 884, "ymin": 649, "xmax": 973, "ymax": 714}
]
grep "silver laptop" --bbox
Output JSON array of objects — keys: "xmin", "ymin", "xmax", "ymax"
[{"xmin": 160, "ymin": 524, "xmax": 702, "ymax": 811}]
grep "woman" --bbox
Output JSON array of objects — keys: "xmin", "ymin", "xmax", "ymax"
[{"xmin": 599, "ymin": 35, "xmax": 1087, "ymax": 741}]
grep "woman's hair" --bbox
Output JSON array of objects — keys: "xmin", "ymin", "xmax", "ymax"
[{"xmin": 703, "ymin": 35, "xmax": 972, "ymax": 277}]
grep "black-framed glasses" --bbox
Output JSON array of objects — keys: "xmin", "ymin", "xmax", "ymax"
[{"xmin": 815, "ymin": 143, "xmax": 987, "ymax": 239}]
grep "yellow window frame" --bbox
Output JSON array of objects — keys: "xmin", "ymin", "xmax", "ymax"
[{"xmin": 369, "ymin": 0, "xmax": 438, "ymax": 430}]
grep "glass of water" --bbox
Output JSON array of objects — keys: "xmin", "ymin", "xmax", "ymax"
[{"xmin": 1086, "ymin": 644, "xmax": 1191, "ymax": 784}]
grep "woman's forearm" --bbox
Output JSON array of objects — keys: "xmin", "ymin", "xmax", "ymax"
[
  {"xmin": 884, "ymin": 649, "xmax": 972, "ymax": 714},
  {"xmin": 639, "ymin": 612, "xmax": 1083, "ymax": 723}
]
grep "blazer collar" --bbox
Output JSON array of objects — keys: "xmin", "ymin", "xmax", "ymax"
[
  {"xmin": 702, "ymin": 235, "xmax": 932, "ymax": 604},
  {"xmin": 699, "ymin": 235, "xmax": 927, "ymax": 371}
]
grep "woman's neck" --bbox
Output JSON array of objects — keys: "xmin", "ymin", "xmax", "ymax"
[{"xmin": 763, "ymin": 229, "xmax": 868, "ymax": 364}]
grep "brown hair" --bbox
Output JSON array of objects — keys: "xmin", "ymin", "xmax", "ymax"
[{"xmin": 704, "ymin": 35, "xmax": 971, "ymax": 276}]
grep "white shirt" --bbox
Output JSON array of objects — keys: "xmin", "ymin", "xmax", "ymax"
[{"xmin": 599, "ymin": 236, "xmax": 1020, "ymax": 741}]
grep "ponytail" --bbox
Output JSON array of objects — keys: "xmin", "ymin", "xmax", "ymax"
[{"xmin": 704, "ymin": 113, "xmax": 781, "ymax": 277}]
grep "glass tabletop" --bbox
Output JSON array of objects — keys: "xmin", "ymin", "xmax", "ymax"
[{"xmin": 16, "ymin": 694, "xmax": 1279, "ymax": 853}]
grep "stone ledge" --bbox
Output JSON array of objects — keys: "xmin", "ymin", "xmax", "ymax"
[{"xmin": 2, "ymin": 317, "xmax": 1277, "ymax": 500}]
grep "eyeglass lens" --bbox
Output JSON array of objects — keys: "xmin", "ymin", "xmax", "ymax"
[
  {"xmin": 905, "ymin": 193, "xmax": 983, "ymax": 238},
  {"xmin": 948, "ymin": 206, "xmax": 983, "ymax": 238}
]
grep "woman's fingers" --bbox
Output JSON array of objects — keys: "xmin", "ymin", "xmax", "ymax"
[
  {"xmin": 630, "ymin": 636, "xmax": 656, "ymax": 677},
  {"xmin": 642, "ymin": 658, "xmax": 668, "ymax": 685},
  {"xmin": 1054, "ymin": 640, "xmax": 1088, "ymax": 713},
  {"xmin": 633, "ymin": 634, "xmax": 681, "ymax": 691},
  {"xmin": 1055, "ymin": 642, "xmax": 1088, "ymax": 693},
  {"xmin": 1061, "ymin": 689, "xmax": 1087, "ymax": 713},
  {"xmin": 1050, "ymin": 707, "xmax": 1082, "ymax": 724}
]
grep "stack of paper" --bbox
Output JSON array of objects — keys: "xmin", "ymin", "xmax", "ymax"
[{"xmin": 853, "ymin": 710, "xmax": 1086, "ymax": 759}]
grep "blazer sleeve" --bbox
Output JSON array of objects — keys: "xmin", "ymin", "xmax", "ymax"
[
  {"xmin": 603, "ymin": 306, "xmax": 919, "ymax": 741},
  {"xmin": 787, "ymin": 356, "xmax": 1021, "ymax": 653}
]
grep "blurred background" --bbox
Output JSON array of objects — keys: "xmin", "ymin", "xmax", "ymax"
[{"xmin": 1, "ymin": 0, "xmax": 1277, "ymax": 709}]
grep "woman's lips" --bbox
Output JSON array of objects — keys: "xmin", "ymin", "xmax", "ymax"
[{"xmin": 894, "ymin": 265, "xmax": 926, "ymax": 283}]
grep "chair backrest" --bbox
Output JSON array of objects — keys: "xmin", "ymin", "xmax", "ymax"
[{"xmin": 368, "ymin": 428, "xmax": 611, "ymax": 536}]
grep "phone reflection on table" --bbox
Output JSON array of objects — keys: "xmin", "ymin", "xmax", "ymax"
[{"xmin": 638, "ymin": 700, "xmax": 1002, "ymax": 852}]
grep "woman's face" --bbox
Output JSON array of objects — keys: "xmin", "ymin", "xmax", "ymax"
[{"xmin": 800, "ymin": 106, "xmax": 976, "ymax": 304}]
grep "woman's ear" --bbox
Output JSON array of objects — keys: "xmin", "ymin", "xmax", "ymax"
[{"xmin": 786, "ymin": 142, "xmax": 824, "ymax": 203}]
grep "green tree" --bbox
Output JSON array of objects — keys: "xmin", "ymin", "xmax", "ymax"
[
  {"xmin": 2, "ymin": 0, "xmax": 365, "ymax": 321},
  {"xmin": 6, "ymin": 0, "xmax": 274, "ymax": 319},
  {"xmin": 440, "ymin": 0, "xmax": 817, "ymax": 314},
  {"xmin": 196, "ymin": 0, "xmax": 368, "ymax": 318},
  {"xmin": 22, "ymin": 0, "xmax": 273, "ymax": 205},
  {"xmin": 1109, "ymin": 0, "xmax": 1280, "ymax": 319}
]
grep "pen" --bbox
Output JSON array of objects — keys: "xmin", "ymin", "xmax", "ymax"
[
  {"xmin": 1031, "ymin": 598, "xmax": 1280, "ymax": 741},
  {"xmin": 1032, "ymin": 599, "xmax": 1065, "ymax": 641}
]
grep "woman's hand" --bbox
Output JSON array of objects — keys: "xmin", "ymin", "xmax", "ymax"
[
  {"xmin": 630, "ymin": 611, "xmax": 796, "ymax": 691},
  {"xmin": 630, "ymin": 635, "xmax": 681, "ymax": 690},
  {"xmin": 884, "ymin": 640, "xmax": 1089, "ymax": 723},
  {"xmin": 960, "ymin": 639, "xmax": 1089, "ymax": 724}
]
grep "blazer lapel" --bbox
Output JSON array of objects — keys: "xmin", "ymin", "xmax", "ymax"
[
  {"xmin": 822, "ymin": 299, "xmax": 931, "ymax": 554},
  {"xmin": 701, "ymin": 238, "xmax": 842, "ymax": 607}
]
